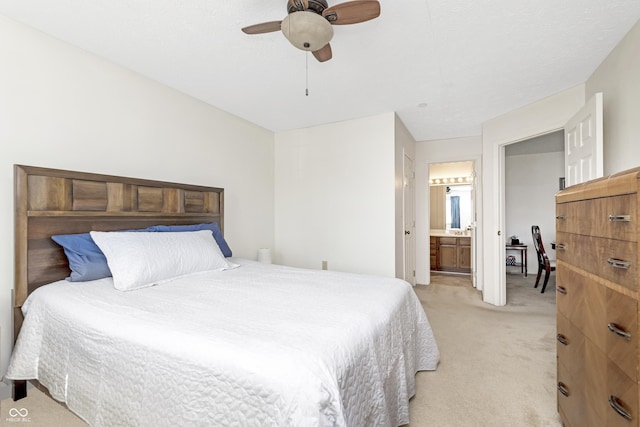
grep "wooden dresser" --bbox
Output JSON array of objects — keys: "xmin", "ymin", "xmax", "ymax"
[{"xmin": 555, "ymin": 167, "xmax": 640, "ymax": 426}]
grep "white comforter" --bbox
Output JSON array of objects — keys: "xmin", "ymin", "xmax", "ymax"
[{"xmin": 6, "ymin": 259, "xmax": 439, "ymax": 427}]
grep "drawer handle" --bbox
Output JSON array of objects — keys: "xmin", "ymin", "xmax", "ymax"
[
  {"xmin": 556, "ymin": 286, "xmax": 567, "ymax": 295},
  {"xmin": 556, "ymin": 334, "xmax": 569, "ymax": 346},
  {"xmin": 608, "ymin": 323, "xmax": 632, "ymax": 341},
  {"xmin": 555, "ymin": 243, "xmax": 566, "ymax": 250},
  {"xmin": 556, "ymin": 215, "xmax": 566, "ymax": 220},
  {"xmin": 607, "ymin": 258, "xmax": 631, "ymax": 269},
  {"xmin": 609, "ymin": 214, "xmax": 631, "ymax": 222},
  {"xmin": 557, "ymin": 382, "xmax": 570, "ymax": 397},
  {"xmin": 609, "ymin": 395, "xmax": 633, "ymax": 421}
]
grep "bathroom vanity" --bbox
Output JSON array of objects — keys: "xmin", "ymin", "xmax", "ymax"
[{"xmin": 430, "ymin": 230, "xmax": 471, "ymax": 273}]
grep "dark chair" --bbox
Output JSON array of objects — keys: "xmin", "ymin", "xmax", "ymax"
[{"xmin": 531, "ymin": 225, "xmax": 556, "ymax": 293}]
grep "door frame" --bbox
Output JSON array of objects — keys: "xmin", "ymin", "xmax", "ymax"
[
  {"xmin": 482, "ymin": 85, "xmax": 585, "ymax": 306},
  {"xmin": 421, "ymin": 154, "xmax": 482, "ymax": 289}
]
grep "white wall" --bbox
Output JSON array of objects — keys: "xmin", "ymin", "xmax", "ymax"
[
  {"xmin": 415, "ymin": 136, "xmax": 483, "ymax": 286},
  {"xmin": 429, "ymin": 161, "xmax": 474, "ymax": 181},
  {"xmin": 274, "ymin": 113, "xmax": 397, "ymax": 277},
  {"xmin": 0, "ymin": 16, "xmax": 275, "ymax": 379},
  {"xmin": 586, "ymin": 19, "xmax": 640, "ymax": 175},
  {"xmin": 505, "ymin": 151, "xmax": 564, "ymax": 270}
]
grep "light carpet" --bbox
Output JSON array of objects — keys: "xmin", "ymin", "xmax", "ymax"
[
  {"xmin": 0, "ymin": 272, "xmax": 560, "ymax": 427},
  {"xmin": 407, "ymin": 272, "xmax": 561, "ymax": 426}
]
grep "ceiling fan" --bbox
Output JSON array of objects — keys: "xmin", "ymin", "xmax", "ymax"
[{"xmin": 242, "ymin": 0, "xmax": 381, "ymax": 62}]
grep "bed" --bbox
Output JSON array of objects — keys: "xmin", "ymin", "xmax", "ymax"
[{"xmin": 6, "ymin": 164, "xmax": 440, "ymax": 427}]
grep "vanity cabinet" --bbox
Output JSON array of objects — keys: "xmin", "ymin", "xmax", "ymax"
[
  {"xmin": 430, "ymin": 237, "xmax": 438, "ymax": 269},
  {"xmin": 430, "ymin": 236, "xmax": 471, "ymax": 273},
  {"xmin": 459, "ymin": 239, "xmax": 472, "ymax": 270},
  {"xmin": 555, "ymin": 167, "xmax": 640, "ymax": 426}
]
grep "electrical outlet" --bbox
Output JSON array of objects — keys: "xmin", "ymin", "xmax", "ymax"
[{"xmin": 322, "ymin": 261, "xmax": 328, "ymax": 270}]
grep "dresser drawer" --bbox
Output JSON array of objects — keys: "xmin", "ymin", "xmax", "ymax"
[
  {"xmin": 585, "ymin": 339, "xmax": 638, "ymax": 426},
  {"xmin": 557, "ymin": 360, "xmax": 588, "ymax": 427},
  {"xmin": 557, "ymin": 313, "xmax": 585, "ymax": 372},
  {"xmin": 556, "ymin": 232, "xmax": 637, "ymax": 291},
  {"xmin": 561, "ymin": 266, "xmax": 639, "ymax": 381},
  {"xmin": 438, "ymin": 236, "xmax": 457, "ymax": 245},
  {"xmin": 556, "ymin": 193, "xmax": 637, "ymax": 242},
  {"xmin": 605, "ymin": 288, "xmax": 638, "ymax": 382},
  {"xmin": 556, "ymin": 266, "xmax": 586, "ymax": 326}
]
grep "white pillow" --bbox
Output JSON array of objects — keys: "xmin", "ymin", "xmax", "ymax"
[{"xmin": 90, "ymin": 230, "xmax": 231, "ymax": 291}]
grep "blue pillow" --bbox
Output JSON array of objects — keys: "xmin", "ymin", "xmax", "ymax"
[
  {"xmin": 52, "ymin": 233, "xmax": 113, "ymax": 282},
  {"xmin": 52, "ymin": 228, "xmax": 151, "ymax": 282},
  {"xmin": 147, "ymin": 222, "xmax": 232, "ymax": 257}
]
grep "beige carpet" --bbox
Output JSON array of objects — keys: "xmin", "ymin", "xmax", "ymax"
[
  {"xmin": 0, "ymin": 386, "xmax": 86, "ymax": 426},
  {"xmin": 407, "ymin": 272, "xmax": 561, "ymax": 427},
  {"xmin": 0, "ymin": 272, "xmax": 560, "ymax": 427}
]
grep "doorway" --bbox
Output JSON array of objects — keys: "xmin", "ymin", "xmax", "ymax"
[
  {"xmin": 428, "ymin": 160, "xmax": 477, "ymax": 286},
  {"xmin": 484, "ymin": 91, "xmax": 603, "ymax": 306},
  {"xmin": 504, "ymin": 131, "xmax": 564, "ymax": 299}
]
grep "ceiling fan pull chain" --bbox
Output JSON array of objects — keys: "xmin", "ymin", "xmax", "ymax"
[{"xmin": 306, "ymin": 51, "xmax": 309, "ymax": 96}]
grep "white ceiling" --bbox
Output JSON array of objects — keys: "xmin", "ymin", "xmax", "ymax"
[{"xmin": 1, "ymin": 1, "xmax": 639, "ymax": 141}]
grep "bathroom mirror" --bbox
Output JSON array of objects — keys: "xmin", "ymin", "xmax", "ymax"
[
  {"xmin": 430, "ymin": 184, "xmax": 473, "ymax": 230},
  {"xmin": 429, "ymin": 161, "xmax": 474, "ymax": 232}
]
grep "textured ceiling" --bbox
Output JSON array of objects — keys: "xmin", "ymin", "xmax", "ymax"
[{"xmin": 1, "ymin": 1, "xmax": 639, "ymax": 141}]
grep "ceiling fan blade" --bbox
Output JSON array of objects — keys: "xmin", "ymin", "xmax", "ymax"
[
  {"xmin": 323, "ymin": 0, "xmax": 380, "ymax": 25},
  {"xmin": 288, "ymin": 0, "xmax": 309, "ymax": 12},
  {"xmin": 313, "ymin": 44, "xmax": 332, "ymax": 62},
  {"xmin": 241, "ymin": 21, "xmax": 283, "ymax": 35}
]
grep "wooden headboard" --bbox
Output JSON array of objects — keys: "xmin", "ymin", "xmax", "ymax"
[{"xmin": 14, "ymin": 164, "xmax": 224, "ymax": 339}]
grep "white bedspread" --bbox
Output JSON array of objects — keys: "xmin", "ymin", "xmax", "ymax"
[{"xmin": 6, "ymin": 259, "xmax": 439, "ymax": 427}]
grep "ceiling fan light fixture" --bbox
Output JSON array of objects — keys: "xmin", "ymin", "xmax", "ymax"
[{"xmin": 281, "ymin": 11, "xmax": 334, "ymax": 51}]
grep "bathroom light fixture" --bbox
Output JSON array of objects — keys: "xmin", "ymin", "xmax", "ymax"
[{"xmin": 430, "ymin": 176, "xmax": 474, "ymax": 186}]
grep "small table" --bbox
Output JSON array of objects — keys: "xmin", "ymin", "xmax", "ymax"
[{"xmin": 506, "ymin": 244, "xmax": 528, "ymax": 276}]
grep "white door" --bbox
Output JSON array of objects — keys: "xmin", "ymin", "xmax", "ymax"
[
  {"xmin": 564, "ymin": 92, "xmax": 604, "ymax": 186},
  {"xmin": 403, "ymin": 153, "xmax": 416, "ymax": 285}
]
